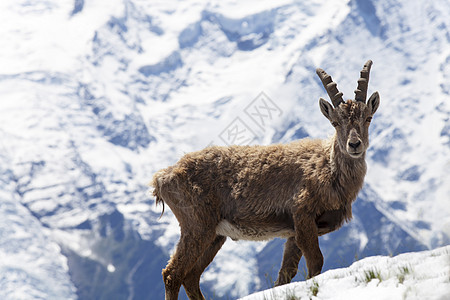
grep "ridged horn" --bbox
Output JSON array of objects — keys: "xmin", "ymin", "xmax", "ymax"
[
  {"xmin": 316, "ymin": 68, "xmax": 344, "ymax": 108},
  {"xmin": 354, "ymin": 60, "xmax": 373, "ymax": 103}
]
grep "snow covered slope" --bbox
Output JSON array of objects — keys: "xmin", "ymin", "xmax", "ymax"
[
  {"xmin": 0, "ymin": 165, "xmax": 76, "ymax": 299},
  {"xmin": 0, "ymin": 0, "xmax": 449, "ymax": 299},
  {"xmin": 241, "ymin": 245, "xmax": 450, "ymax": 300}
]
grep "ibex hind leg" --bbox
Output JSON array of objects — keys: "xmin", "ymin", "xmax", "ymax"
[
  {"xmin": 183, "ymin": 235, "xmax": 227, "ymax": 300},
  {"xmin": 162, "ymin": 228, "xmax": 217, "ymax": 300},
  {"xmin": 161, "ymin": 196, "xmax": 219, "ymax": 299}
]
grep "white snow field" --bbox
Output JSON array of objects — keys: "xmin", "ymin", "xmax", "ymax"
[{"xmin": 241, "ymin": 245, "xmax": 450, "ymax": 300}]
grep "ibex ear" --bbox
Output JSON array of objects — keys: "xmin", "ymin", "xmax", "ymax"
[
  {"xmin": 367, "ymin": 91, "xmax": 380, "ymax": 115},
  {"xmin": 319, "ymin": 97, "xmax": 334, "ymax": 121}
]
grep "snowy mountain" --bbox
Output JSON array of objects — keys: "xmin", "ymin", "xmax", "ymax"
[
  {"xmin": 241, "ymin": 245, "xmax": 450, "ymax": 300},
  {"xmin": 0, "ymin": 0, "xmax": 449, "ymax": 299}
]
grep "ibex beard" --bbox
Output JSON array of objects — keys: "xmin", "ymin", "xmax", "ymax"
[{"xmin": 151, "ymin": 60, "xmax": 380, "ymax": 300}]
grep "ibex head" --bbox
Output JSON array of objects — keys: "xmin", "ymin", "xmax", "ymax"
[{"xmin": 317, "ymin": 60, "xmax": 380, "ymax": 158}]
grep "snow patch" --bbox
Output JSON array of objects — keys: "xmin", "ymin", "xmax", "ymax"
[{"xmin": 241, "ymin": 245, "xmax": 450, "ymax": 300}]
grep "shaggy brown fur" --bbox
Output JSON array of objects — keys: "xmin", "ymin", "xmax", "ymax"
[{"xmin": 151, "ymin": 60, "xmax": 380, "ymax": 300}]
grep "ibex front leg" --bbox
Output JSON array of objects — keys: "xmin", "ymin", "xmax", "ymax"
[
  {"xmin": 294, "ymin": 214, "xmax": 323, "ymax": 278},
  {"xmin": 275, "ymin": 237, "xmax": 303, "ymax": 286}
]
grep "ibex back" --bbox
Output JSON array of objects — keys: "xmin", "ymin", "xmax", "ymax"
[{"xmin": 151, "ymin": 60, "xmax": 380, "ymax": 300}]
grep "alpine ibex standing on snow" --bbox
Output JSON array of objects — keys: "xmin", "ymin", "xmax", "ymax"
[{"xmin": 152, "ymin": 60, "xmax": 380, "ymax": 299}]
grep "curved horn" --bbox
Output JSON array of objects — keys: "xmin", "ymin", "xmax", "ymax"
[
  {"xmin": 316, "ymin": 68, "xmax": 344, "ymax": 108},
  {"xmin": 354, "ymin": 60, "xmax": 373, "ymax": 103}
]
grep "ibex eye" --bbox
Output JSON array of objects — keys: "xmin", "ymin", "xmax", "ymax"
[
  {"xmin": 365, "ymin": 117, "xmax": 372, "ymax": 123},
  {"xmin": 332, "ymin": 121, "xmax": 340, "ymax": 127}
]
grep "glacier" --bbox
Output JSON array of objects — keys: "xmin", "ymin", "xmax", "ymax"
[{"xmin": 0, "ymin": 0, "xmax": 449, "ymax": 299}]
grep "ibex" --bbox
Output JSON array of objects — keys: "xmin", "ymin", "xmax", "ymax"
[{"xmin": 152, "ymin": 60, "xmax": 380, "ymax": 299}]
